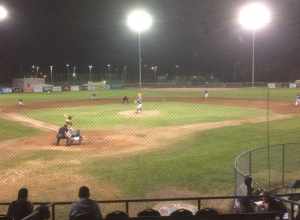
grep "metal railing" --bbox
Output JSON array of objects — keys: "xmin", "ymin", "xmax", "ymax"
[
  {"xmin": 235, "ymin": 143, "xmax": 300, "ymax": 219},
  {"xmin": 235, "ymin": 143, "xmax": 300, "ymax": 196},
  {"xmin": 0, "ymin": 194, "xmax": 298, "ymax": 220}
]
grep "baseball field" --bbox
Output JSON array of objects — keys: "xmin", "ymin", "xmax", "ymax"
[{"xmin": 0, "ymin": 87, "xmax": 300, "ymax": 205}]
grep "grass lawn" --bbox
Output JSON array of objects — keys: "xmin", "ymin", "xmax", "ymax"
[
  {"xmin": 24, "ymin": 102, "xmax": 266, "ymax": 129},
  {"xmin": 0, "ymin": 115, "xmax": 298, "ymax": 202},
  {"xmin": 0, "ymin": 118, "xmax": 39, "ymax": 141},
  {"xmin": 83, "ymin": 116, "xmax": 300, "ymax": 198},
  {"xmin": 0, "ymin": 87, "xmax": 300, "ymax": 107}
]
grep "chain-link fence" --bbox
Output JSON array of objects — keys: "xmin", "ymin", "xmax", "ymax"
[{"xmin": 235, "ymin": 143, "xmax": 300, "ymax": 196}]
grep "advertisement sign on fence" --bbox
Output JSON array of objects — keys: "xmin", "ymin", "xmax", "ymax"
[
  {"xmin": 70, "ymin": 86, "xmax": 80, "ymax": 91},
  {"xmin": 268, "ymin": 83, "xmax": 276, "ymax": 89},
  {"xmin": 52, "ymin": 86, "xmax": 62, "ymax": 92}
]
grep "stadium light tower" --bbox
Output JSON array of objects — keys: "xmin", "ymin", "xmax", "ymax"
[
  {"xmin": 127, "ymin": 9, "xmax": 153, "ymax": 88},
  {"xmin": 239, "ymin": 2, "xmax": 271, "ymax": 87},
  {"xmin": 88, "ymin": 65, "xmax": 93, "ymax": 82},
  {"xmin": 49, "ymin": 65, "xmax": 54, "ymax": 83}
]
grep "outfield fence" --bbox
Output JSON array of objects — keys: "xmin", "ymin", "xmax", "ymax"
[{"xmin": 235, "ymin": 143, "xmax": 300, "ymax": 196}]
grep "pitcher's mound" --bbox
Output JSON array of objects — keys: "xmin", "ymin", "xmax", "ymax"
[{"xmin": 118, "ymin": 110, "xmax": 160, "ymax": 118}]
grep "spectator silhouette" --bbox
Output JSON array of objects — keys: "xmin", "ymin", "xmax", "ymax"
[
  {"xmin": 170, "ymin": 209, "xmax": 193, "ymax": 220},
  {"xmin": 260, "ymin": 192, "xmax": 288, "ymax": 220},
  {"xmin": 69, "ymin": 186, "xmax": 103, "ymax": 220},
  {"xmin": 105, "ymin": 211, "xmax": 129, "ymax": 220},
  {"xmin": 7, "ymin": 188, "xmax": 33, "ymax": 220},
  {"xmin": 137, "ymin": 208, "xmax": 160, "ymax": 217},
  {"xmin": 31, "ymin": 205, "xmax": 50, "ymax": 220},
  {"xmin": 244, "ymin": 176, "xmax": 253, "ymax": 196}
]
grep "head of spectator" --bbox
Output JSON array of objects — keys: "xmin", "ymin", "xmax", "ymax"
[
  {"xmin": 78, "ymin": 186, "xmax": 90, "ymax": 199},
  {"xmin": 106, "ymin": 211, "xmax": 128, "ymax": 220},
  {"xmin": 7, "ymin": 187, "xmax": 33, "ymax": 220},
  {"xmin": 262, "ymin": 192, "xmax": 271, "ymax": 203},
  {"xmin": 18, "ymin": 188, "xmax": 28, "ymax": 200},
  {"xmin": 69, "ymin": 186, "xmax": 103, "ymax": 220}
]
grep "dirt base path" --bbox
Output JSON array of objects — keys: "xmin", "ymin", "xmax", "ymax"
[
  {"xmin": 2, "ymin": 112, "xmax": 59, "ymax": 131},
  {"xmin": 0, "ymin": 111, "xmax": 292, "ymax": 157}
]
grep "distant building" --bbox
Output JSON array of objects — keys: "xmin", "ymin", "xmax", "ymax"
[{"xmin": 12, "ymin": 77, "xmax": 49, "ymax": 92}]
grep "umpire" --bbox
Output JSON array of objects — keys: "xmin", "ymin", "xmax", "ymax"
[{"xmin": 56, "ymin": 124, "xmax": 71, "ymax": 146}]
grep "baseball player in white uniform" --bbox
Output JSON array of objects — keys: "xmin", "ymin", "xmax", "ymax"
[
  {"xmin": 135, "ymin": 93, "xmax": 143, "ymax": 113},
  {"xmin": 204, "ymin": 90, "xmax": 209, "ymax": 99},
  {"xmin": 295, "ymin": 95, "xmax": 300, "ymax": 106}
]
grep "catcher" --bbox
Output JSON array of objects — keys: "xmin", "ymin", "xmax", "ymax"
[{"xmin": 56, "ymin": 124, "xmax": 71, "ymax": 146}]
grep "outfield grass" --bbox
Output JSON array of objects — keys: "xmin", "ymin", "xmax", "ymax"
[
  {"xmin": 84, "ymin": 116, "xmax": 300, "ymax": 197},
  {"xmin": 0, "ymin": 118, "xmax": 39, "ymax": 141},
  {"xmin": 24, "ymin": 102, "xmax": 266, "ymax": 129},
  {"xmin": 0, "ymin": 87, "xmax": 300, "ymax": 107}
]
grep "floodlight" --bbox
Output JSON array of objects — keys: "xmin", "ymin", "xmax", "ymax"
[
  {"xmin": 239, "ymin": 2, "xmax": 271, "ymax": 31},
  {"xmin": 127, "ymin": 9, "xmax": 153, "ymax": 33},
  {"xmin": 0, "ymin": 5, "xmax": 8, "ymax": 21}
]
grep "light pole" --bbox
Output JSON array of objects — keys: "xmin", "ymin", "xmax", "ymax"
[
  {"xmin": 127, "ymin": 9, "xmax": 153, "ymax": 88},
  {"xmin": 72, "ymin": 66, "xmax": 77, "ymax": 84},
  {"xmin": 31, "ymin": 65, "xmax": 35, "ymax": 73},
  {"xmin": 49, "ymin": 65, "xmax": 54, "ymax": 83},
  {"xmin": 239, "ymin": 2, "xmax": 271, "ymax": 87},
  {"xmin": 66, "ymin": 64, "xmax": 70, "ymax": 82},
  {"xmin": 88, "ymin": 65, "xmax": 93, "ymax": 82}
]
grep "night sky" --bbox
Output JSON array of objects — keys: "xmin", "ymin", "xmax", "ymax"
[{"xmin": 0, "ymin": 0, "xmax": 300, "ymax": 83}]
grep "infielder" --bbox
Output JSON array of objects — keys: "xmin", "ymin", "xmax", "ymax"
[
  {"xmin": 17, "ymin": 99, "xmax": 24, "ymax": 106},
  {"xmin": 203, "ymin": 90, "xmax": 209, "ymax": 99},
  {"xmin": 135, "ymin": 93, "xmax": 143, "ymax": 113}
]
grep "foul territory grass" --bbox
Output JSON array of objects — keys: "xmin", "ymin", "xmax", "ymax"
[
  {"xmin": 0, "ymin": 118, "xmax": 39, "ymax": 141},
  {"xmin": 84, "ymin": 116, "xmax": 300, "ymax": 197},
  {"xmin": 24, "ymin": 102, "xmax": 266, "ymax": 129}
]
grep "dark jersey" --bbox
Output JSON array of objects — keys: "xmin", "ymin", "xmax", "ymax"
[{"xmin": 58, "ymin": 127, "xmax": 68, "ymax": 135}]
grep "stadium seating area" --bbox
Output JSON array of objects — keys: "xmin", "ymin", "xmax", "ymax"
[
  {"xmin": 1, "ymin": 186, "xmax": 296, "ymax": 220},
  {"xmin": 0, "ymin": 209, "xmax": 281, "ymax": 220}
]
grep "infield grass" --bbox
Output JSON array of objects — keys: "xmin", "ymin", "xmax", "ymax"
[{"xmin": 24, "ymin": 102, "xmax": 266, "ymax": 129}]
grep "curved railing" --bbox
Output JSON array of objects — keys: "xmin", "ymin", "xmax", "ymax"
[{"xmin": 234, "ymin": 143, "xmax": 300, "ymax": 196}]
